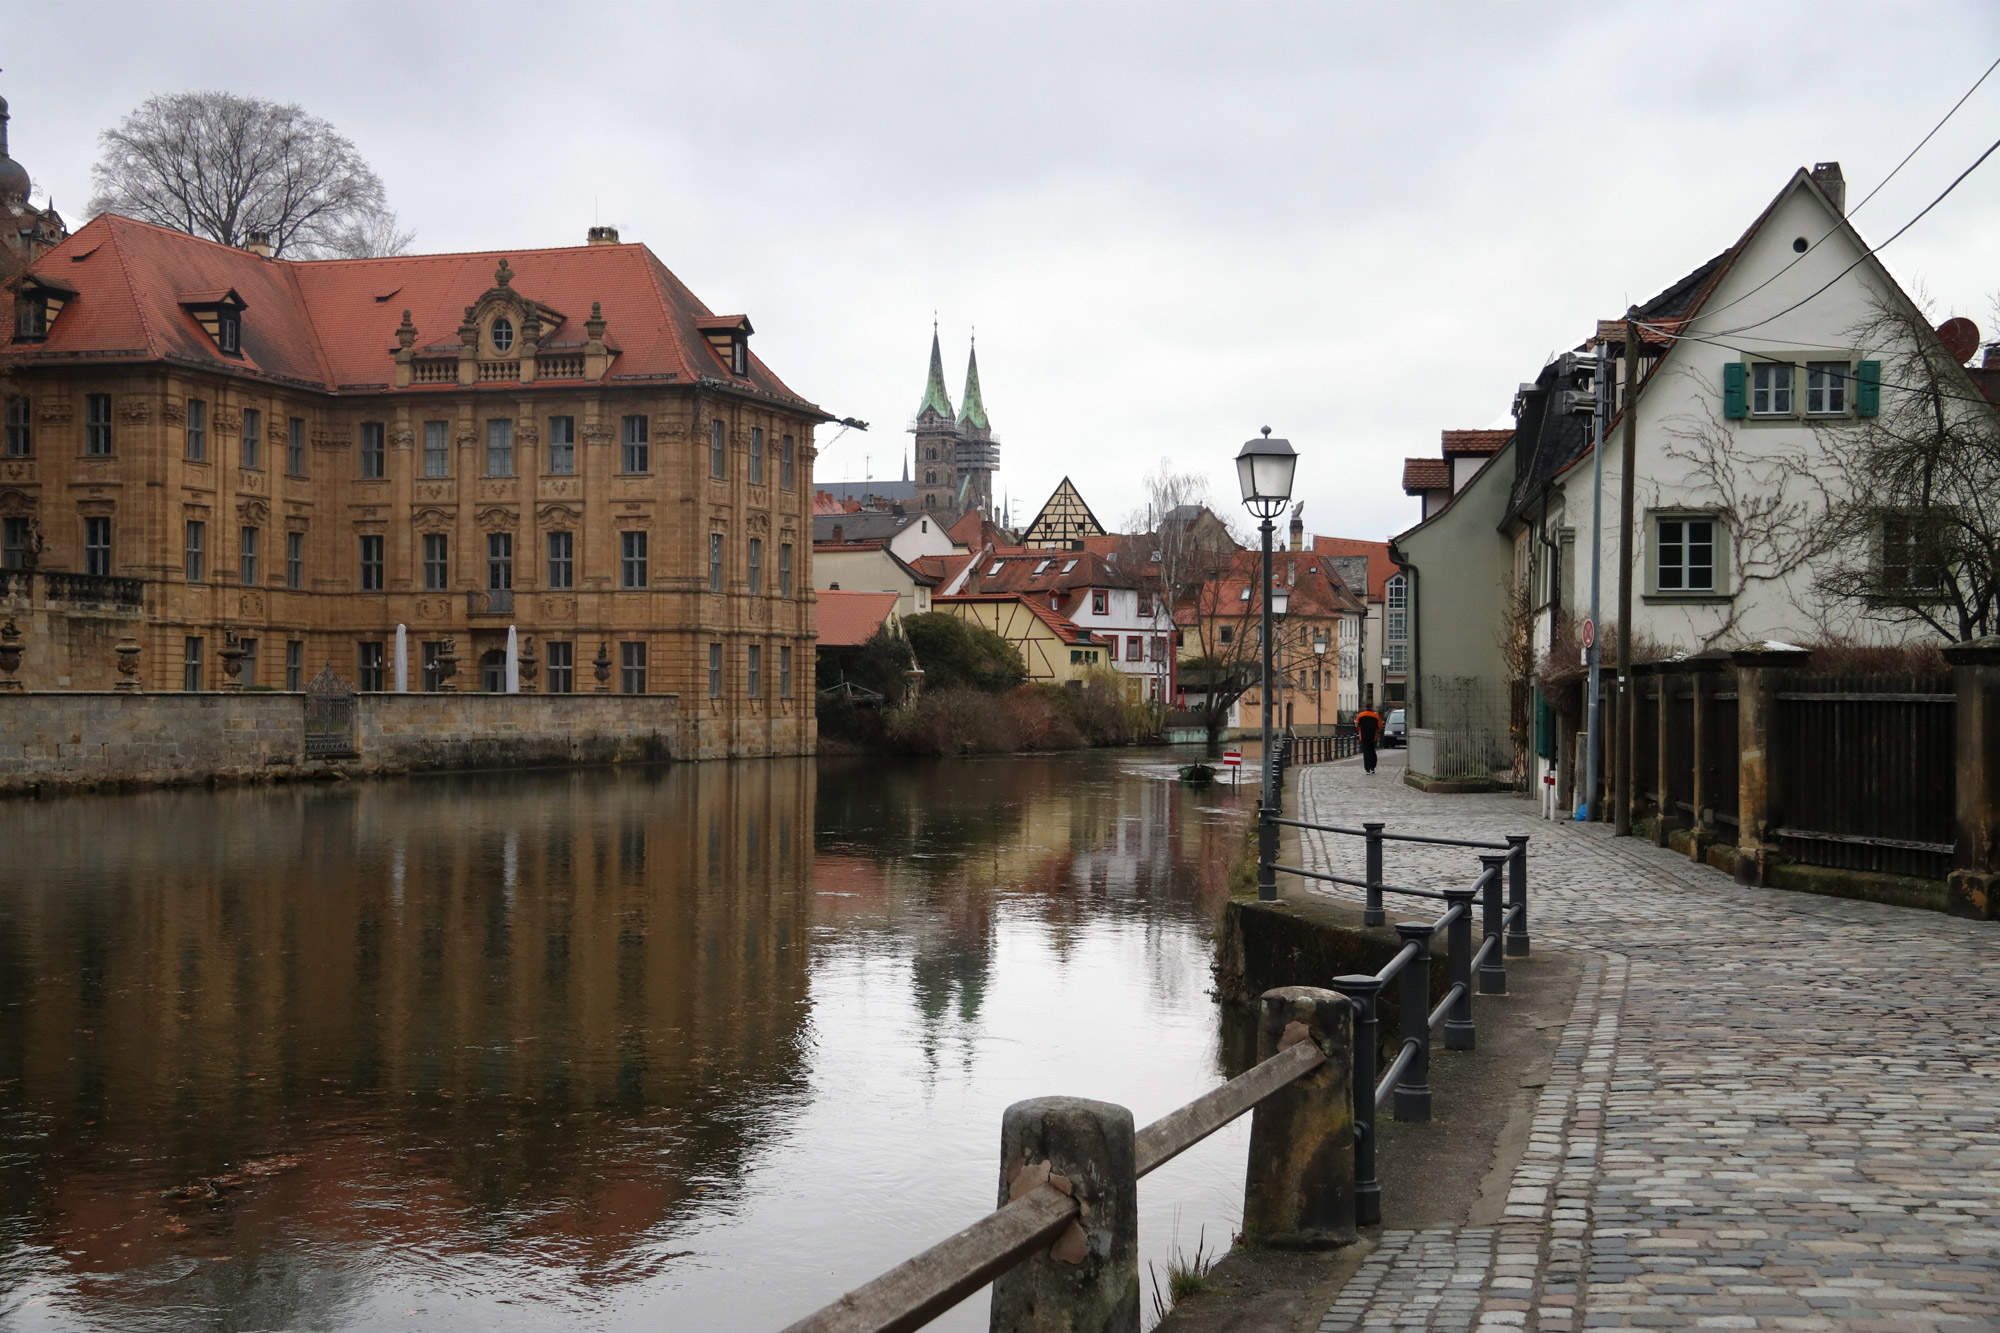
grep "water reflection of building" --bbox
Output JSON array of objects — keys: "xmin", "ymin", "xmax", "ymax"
[{"xmin": 0, "ymin": 762, "xmax": 815, "ymax": 1317}]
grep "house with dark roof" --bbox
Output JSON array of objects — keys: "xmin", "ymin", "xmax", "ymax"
[
  {"xmin": 1402, "ymin": 429, "xmax": 1510, "ymax": 521},
  {"xmin": 0, "ymin": 160, "xmax": 826, "ymax": 757}
]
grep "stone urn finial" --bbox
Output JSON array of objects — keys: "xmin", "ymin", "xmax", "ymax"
[
  {"xmin": 593, "ymin": 640, "xmax": 612, "ymax": 693},
  {"xmin": 218, "ymin": 629, "xmax": 246, "ymax": 691},
  {"xmin": 518, "ymin": 636, "xmax": 539, "ymax": 693},
  {"xmin": 434, "ymin": 635, "xmax": 459, "ymax": 692},
  {"xmin": 114, "ymin": 635, "xmax": 141, "ymax": 692},
  {"xmin": 0, "ymin": 617, "xmax": 22, "ymax": 691}
]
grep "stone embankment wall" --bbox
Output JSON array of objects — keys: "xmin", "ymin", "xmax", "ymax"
[{"xmin": 0, "ymin": 692, "xmax": 685, "ymax": 794}]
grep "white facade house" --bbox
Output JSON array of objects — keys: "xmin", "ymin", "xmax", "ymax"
[{"xmin": 1067, "ymin": 581, "xmax": 1176, "ymax": 700}]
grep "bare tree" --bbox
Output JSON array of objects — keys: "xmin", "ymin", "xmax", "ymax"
[
  {"xmin": 1810, "ymin": 293, "xmax": 2000, "ymax": 641},
  {"xmin": 88, "ymin": 92, "xmax": 411, "ymax": 258},
  {"xmin": 1122, "ymin": 459, "xmax": 1242, "ymax": 708}
]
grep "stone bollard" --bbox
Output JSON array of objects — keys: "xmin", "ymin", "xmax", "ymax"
[
  {"xmin": 114, "ymin": 636, "xmax": 142, "ymax": 692},
  {"xmin": 1242, "ymin": 986, "xmax": 1356, "ymax": 1249},
  {"xmin": 991, "ymin": 1097, "xmax": 1138, "ymax": 1333},
  {"xmin": 1945, "ymin": 637, "xmax": 2000, "ymax": 918},
  {"xmin": 1730, "ymin": 643, "xmax": 1810, "ymax": 886}
]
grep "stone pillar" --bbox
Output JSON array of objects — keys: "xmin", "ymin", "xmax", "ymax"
[
  {"xmin": 1683, "ymin": 651, "xmax": 1728, "ymax": 861},
  {"xmin": 1944, "ymin": 637, "xmax": 2000, "ymax": 919},
  {"xmin": 1242, "ymin": 986, "xmax": 1355, "ymax": 1249},
  {"xmin": 1731, "ymin": 644, "xmax": 1810, "ymax": 886},
  {"xmin": 1653, "ymin": 663, "xmax": 1674, "ymax": 847},
  {"xmin": 0, "ymin": 617, "xmax": 21, "ymax": 691},
  {"xmin": 114, "ymin": 636, "xmax": 142, "ymax": 692},
  {"xmin": 991, "ymin": 1097, "xmax": 1138, "ymax": 1333}
]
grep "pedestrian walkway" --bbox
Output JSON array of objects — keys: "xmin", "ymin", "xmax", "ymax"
[{"xmin": 1299, "ymin": 752, "xmax": 2000, "ymax": 1333}]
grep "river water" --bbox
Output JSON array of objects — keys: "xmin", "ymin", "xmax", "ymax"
[{"xmin": 0, "ymin": 749, "xmax": 1260, "ymax": 1331}]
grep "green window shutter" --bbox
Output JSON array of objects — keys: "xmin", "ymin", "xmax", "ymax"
[
  {"xmin": 1722, "ymin": 361, "xmax": 1747, "ymax": 418},
  {"xmin": 1856, "ymin": 360, "xmax": 1881, "ymax": 417}
]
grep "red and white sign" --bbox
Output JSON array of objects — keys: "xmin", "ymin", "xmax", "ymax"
[
  {"xmin": 1580, "ymin": 619, "xmax": 1596, "ymax": 649},
  {"xmin": 1222, "ymin": 751, "xmax": 1242, "ymax": 767}
]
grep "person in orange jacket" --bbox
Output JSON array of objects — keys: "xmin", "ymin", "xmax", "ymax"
[{"xmin": 1354, "ymin": 706, "xmax": 1383, "ymax": 774}]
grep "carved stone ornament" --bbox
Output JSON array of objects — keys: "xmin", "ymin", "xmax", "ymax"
[
  {"xmin": 118, "ymin": 400, "xmax": 150, "ymax": 424},
  {"xmin": 162, "ymin": 400, "xmax": 187, "ymax": 426},
  {"xmin": 214, "ymin": 409, "xmax": 243, "ymax": 432},
  {"xmin": 454, "ymin": 429, "xmax": 478, "ymax": 448},
  {"xmin": 415, "ymin": 596, "xmax": 449, "ymax": 620},
  {"xmin": 541, "ymin": 595, "xmax": 576, "ymax": 620},
  {"xmin": 747, "ymin": 512, "xmax": 772, "ymax": 533},
  {"xmin": 662, "ymin": 421, "xmax": 687, "ymax": 439},
  {"xmin": 0, "ymin": 460, "xmax": 33, "ymax": 483},
  {"xmin": 411, "ymin": 506, "xmax": 454, "ymax": 532},
  {"xmin": 237, "ymin": 498, "xmax": 271, "ymax": 524},
  {"xmin": 238, "ymin": 470, "xmax": 267, "ymax": 494},
  {"xmin": 0, "ymin": 488, "xmax": 35, "ymax": 517},
  {"xmin": 37, "ymin": 401, "xmax": 72, "ymax": 424},
  {"xmin": 239, "ymin": 591, "xmax": 265, "ymax": 618},
  {"xmin": 433, "ymin": 635, "xmax": 459, "ymax": 692},
  {"xmin": 114, "ymin": 636, "xmax": 141, "ymax": 692},
  {"xmin": 475, "ymin": 506, "xmax": 518, "ymax": 532},
  {"xmin": 593, "ymin": 640, "xmax": 612, "ymax": 690},
  {"xmin": 218, "ymin": 630, "xmax": 246, "ymax": 691},
  {"xmin": 537, "ymin": 503, "xmax": 582, "ymax": 525},
  {"xmin": 390, "ymin": 427, "xmax": 415, "ymax": 450},
  {"xmin": 0, "ymin": 618, "xmax": 22, "ymax": 691},
  {"xmin": 580, "ymin": 425, "xmax": 614, "ymax": 445},
  {"xmin": 413, "ymin": 481, "xmax": 454, "ymax": 503},
  {"xmin": 517, "ymin": 636, "xmax": 539, "ymax": 693},
  {"xmin": 516, "ymin": 423, "xmax": 540, "ymax": 446},
  {"xmin": 313, "ymin": 431, "xmax": 350, "ymax": 451},
  {"xmin": 539, "ymin": 478, "xmax": 579, "ymax": 499}
]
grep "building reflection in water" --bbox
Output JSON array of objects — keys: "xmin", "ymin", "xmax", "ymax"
[{"xmin": 0, "ymin": 752, "xmax": 1250, "ymax": 1330}]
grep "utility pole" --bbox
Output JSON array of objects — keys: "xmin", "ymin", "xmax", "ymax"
[
  {"xmin": 1583, "ymin": 341, "xmax": 1607, "ymax": 821},
  {"xmin": 1615, "ymin": 310, "xmax": 1640, "ymax": 837}
]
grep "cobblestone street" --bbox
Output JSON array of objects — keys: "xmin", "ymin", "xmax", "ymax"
[{"xmin": 1299, "ymin": 752, "xmax": 2000, "ymax": 1333}]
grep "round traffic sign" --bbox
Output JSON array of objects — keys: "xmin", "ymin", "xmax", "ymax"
[{"xmin": 1581, "ymin": 619, "xmax": 1595, "ymax": 649}]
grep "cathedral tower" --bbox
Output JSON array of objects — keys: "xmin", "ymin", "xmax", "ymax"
[
  {"xmin": 910, "ymin": 329, "xmax": 960, "ymax": 513},
  {"xmin": 955, "ymin": 341, "xmax": 999, "ymax": 515}
]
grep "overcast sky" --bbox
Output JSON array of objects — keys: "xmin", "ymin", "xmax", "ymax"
[{"xmin": 7, "ymin": 2, "xmax": 2000, "ymax": 541}]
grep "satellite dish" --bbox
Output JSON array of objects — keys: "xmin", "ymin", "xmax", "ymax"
[{"xmin": 1936, "ymin": 316, "xmax": 1980, "ymax": 365}]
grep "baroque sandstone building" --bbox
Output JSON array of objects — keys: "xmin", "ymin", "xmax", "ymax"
[{"xmin": 2, "ymin": 177, "xmax": 825, "ymax": 756}]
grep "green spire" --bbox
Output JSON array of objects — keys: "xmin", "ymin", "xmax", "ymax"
[
  {"xmin": 959, "ymin": 341, "xmax": 989, "ymax": 430},
  {"xmin": 917, "ymin": 329, "xmax": 955, "ymax": 420}
]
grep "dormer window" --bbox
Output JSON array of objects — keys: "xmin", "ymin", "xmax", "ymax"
[
  {"xmin": 12, "ymin": 276, "xmax": 73, "ymax": 342},
  {"xmin": 491, "ymin": 317, "xmax": 514, "ymax": 352},
  {"xmin": 178, "ymin": 288, "xmax": 249, "ymax": 357},
  {"xmin": 696, "ymin": 314, "xmax": 754, "ymax": 377}
]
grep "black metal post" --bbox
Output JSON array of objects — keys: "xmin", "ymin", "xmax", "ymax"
[
  {"xmin": 1259, "ymin": 515, "xmax": 1276, "ymax": 820},
  {"xmin": 1442, "ymin": 887, "xmax": 1476, "ymax": 1052},
  {"xmin": 1330, "ymin": 974, "xmax": 1384, "ymax": 1227},
  {"xmin": 1257, "ymin": 799, "xmax": 1278, "ymax": 901},
  {"xmin": 1393, "ymin": 923, "xmax": 1432, "ymax": 1123},
  {"xmin": 1478, "ymin": 853, "xmax": 1507, "ymax": 996},
  {"xmin": 1363, "ymin": 822, "xmax": 1386, "ymax": 927},
  {"xmin": 1506, "ymin": 834, "xmax": 1530, "ymax": 956}
]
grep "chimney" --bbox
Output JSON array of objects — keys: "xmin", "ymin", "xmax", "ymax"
[
  {"xmin": 586, "ymin": 225, "xmax": 620, "ymax": 245},
  {"xmin": 832, "ymin": 524, "xmax": 844, "ymax": 544},
  {"xmin": 1810, "ymin": 162, "xmax": 1846, "ymax": 215},
  {"xmin": 245, "ymin": 231, "xmax": 272, "ymax": 258}
]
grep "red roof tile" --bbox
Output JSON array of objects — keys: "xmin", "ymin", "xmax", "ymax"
[
  {"xmin": 1402, "ymin": 458, "xmax": 1450, "ymax": 492},
  {"xmin": 1440, "ymin": 429, "xmax": 1511, "ymax": 456},
  {"xmin": 3, "ymin": 214, "xmax": 818, "ymax": 411},
  {"xmin": 936, "ymin": 592, "xmax": 1094, "ymax": 645},
  {"xmin": 1304, "ymin": 536, "xmax": 1396, "ymax": 601},
  {"xmin": 815, "ymin": 590, "xmax": 901, "ymax": 647}
]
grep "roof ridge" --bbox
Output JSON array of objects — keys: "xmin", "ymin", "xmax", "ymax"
[{"xmin": 94, "ymin": 218, "xmax": 162, "ymax": 360}]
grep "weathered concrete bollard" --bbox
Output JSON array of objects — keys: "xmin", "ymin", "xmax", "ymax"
[
  {"xmin": 991, "ymin": 1097, "xmax": 1138, "ymax": 1333},
  {"xmin": 1242, "ymin": 986, "xmax": 1356, "ymax": 1249}
]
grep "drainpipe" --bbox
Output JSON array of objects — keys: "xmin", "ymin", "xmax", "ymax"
[{"xmin": 1387, "ymin": 541, "xmax": 1418, "ymax": 728}]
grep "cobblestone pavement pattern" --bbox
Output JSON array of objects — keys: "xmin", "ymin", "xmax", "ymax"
[{"xmin": 1301, "ymin": 753, "xmax": 2000, "ymax": 1333}]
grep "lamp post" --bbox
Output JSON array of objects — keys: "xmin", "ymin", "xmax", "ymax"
[
  {"xmin": 1237, "ymin": 428, "xmax": 1297, "ymax": 902},
  {"xmin": 1314, "ymin": 634, "xmax": 1329, "ymax": 732}
]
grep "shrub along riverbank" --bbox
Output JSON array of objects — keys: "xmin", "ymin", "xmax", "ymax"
[{"xmin": 817, "ymin": 613, "xmax": 1162, "ymax": 756}]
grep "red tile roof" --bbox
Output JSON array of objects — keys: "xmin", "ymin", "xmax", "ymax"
[
  {"xmin": 963, "ymin": 549, "xmax": 1138, "ymax": 596},
  {"xmin": 815, "ymin": 591, "xmax": 902, "ymax": 647},
  {"xmin": 1440, "ymin": 429, "xmax": 1511, "ymax": 456},
  {"xmin": 1304, "ymin": 536, "xmax": 1396, "ymax": 601},
  {"xmin": 1172, "ymin": 550, "xmax": 1365, "ymax": 625},
  {"xmin": 1590, "ymin": 318, "xmax": 1678, "ymax": 350},
  {"xmin": 937, "ymin": 592, "xmax": 1094, "ymax": 645},
  {"xmin": 3, "ymin": 214, "xmax": 819, "ymax": 412},
  {"xmin": 1402, "ymin": 458, "xmax": 1451, "ymax": 492}
]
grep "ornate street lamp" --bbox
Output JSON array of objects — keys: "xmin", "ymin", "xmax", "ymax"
[
  {"xmin": 1237, "ymin": 427, "xmax": 1296, "ymax": 901},
  {"xmin": 1314, "ymin": 633, "xmax": 1329, "ymax": 733}
]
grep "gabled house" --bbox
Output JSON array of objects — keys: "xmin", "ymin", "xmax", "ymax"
[
  {"xmin": 933, "ymin": 592, "xmax": 1105, "ymax": 683},
  {"xmin": 1174, "ymin": 544, "xmax": 1366, "ymax": 735},
  {"xmin": 811, "ymin": 508, "xmax": 961, "ymax": 564},
  {"xmin": 812, "ymin": 540, "xmax": 939, "ymax": 620},
  {"xmin": 1402, "ymin": 430, "xmax": 1510, "ymax": 521},
  {"xmin": 949, "ymin": 548, "xmax": 1171, "ymax": 699}
]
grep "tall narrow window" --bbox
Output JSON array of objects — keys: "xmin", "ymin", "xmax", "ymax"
[
  {"xmin": 780, "ymin": 645, "xmax": 793, "ymax": 699},
  {"xmin": 359, "ymin": 534, "xmax": 384, "ymax": 591},
  {"xmin": 710, "ymin": 419, "xmax": 727, "ymax": 479},
  {"xmin": 4, "ymin": 396, "xmax": 28, "ymax": 457},
  {"xmin": 779, "ymin": 542, "xmax": 793, "ymax": 598},
  {"xmin": 84, "ymin": 517, "xmax": 110, "ymax": 576},
  {"xmin": 423, "ymin": 420, "xmax": 450, "ymax": 477},
  {"xmin": 185, "ymin": 520, "xmax": 205, "ymax": 582},
  {"xmin": 748, "ymin": 537, "xmax": 763, "ymax": 594},
  {"xmin": 239, "ymin": 526, "xmax": 259, "ymax": 585},
  {"xmin": 1806, "ymin": 361, "xmax": 1849, "ymax": 415},
  {"xmin": 749, "ymin": 426, "xmax": 764, "ymax": 485},
  {"xmin": 286, "ymin": 641, "xmax": 303, "ymax": 691},
  {"xmin": 781, "ymin": 435, "xmax": 795, "ymax": 491},
  {"xmin": 184, "ymin": 637, "xmax": 203, "ymax": 691},
  {"xmin": 622, "ymin": 415, "xmax": 648, "ymax": 473},
  {"xmin": 546, "ymin": 641, "xmax": 573, "ymax": 693},
  {"xmin": 709, "ymin": 532, "xmax": 723, "ymax": 591},
  {"xmin": 241, "ymin": 408, "xmax": 262, "ymax": 469},
  {"xmin": 238, "ymin": 639, "xmax": 257, "ymax": 687},
  {"xmin": 287, "ymin": 531, "xmax": 303, "ymax": 590},
  {"xmin": 186, "ymin": 399, "xmax": 207, "ymax": 461},
  {"xmin": 287, "ymin": 417, "xmax": 305, "ymax": 476},
  {"xmin": 708, "ymin": 642, "xmax": 722, "ymax": 698},
  {"xmin": 423, "ymin": 533, "xmax": 448, "ymax": 590},
  {"xmin": 1751, "ymin": 362, "xmax": 1793, "ymax": 415},
  {"xmin": 486, "ymin": 420, "xmax": 514, "ymax": 476},
  {"xmin": 86, "ymin": 394, "xmax": 113, "ymax": 456},
  {"xmin": 547, "ymin": 530, "xmax": 573, "ymax": 589},
  {"xmin": 620, "ymin": 641, "xmax": 648, "ymax": 694},
  {"xmin": 358, "ymin": 641, "xmax": 385, "ymax": 691},
  {"xmin": 622, "ymin": 531, "xmax": 648, "ymax": 589},
  {"xmin": 3, "ymin": 517, "xmax": 29, "ymax": 570},
  {"xmin": 488, "ymin": 532, "xmax": 513, "ymax": 589},
  {"xmin": 747, "ymin": 644, "xmax": 761, "ymax": 699},
  {"xmin": 548, "ymin": 415, "xmax": 575, "ymax": 474}
]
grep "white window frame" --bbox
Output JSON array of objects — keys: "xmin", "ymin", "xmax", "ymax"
[
  {"xmin": 1648, "ymin": 511, "xmax": 1728, "ymax": 596},
  {"xmin": 1805, "ymin": 361, "xmax": 1849, "ymax": 416},
  {"xmin": 1750, "ymin": 361, "xmax": 1793, "ymax": 416}
]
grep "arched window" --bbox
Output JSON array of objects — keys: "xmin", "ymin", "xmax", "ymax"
[
  {"xmin": 926, "ymin": 470, "xmax": 937, "ymax": 484},
  {"xmin": 924, "ymin": 494, "xmax": 936, "ymax": 509},
  {"xmin": 927, "ymin": 447, "xmax": 937, "ymax": 461}
]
